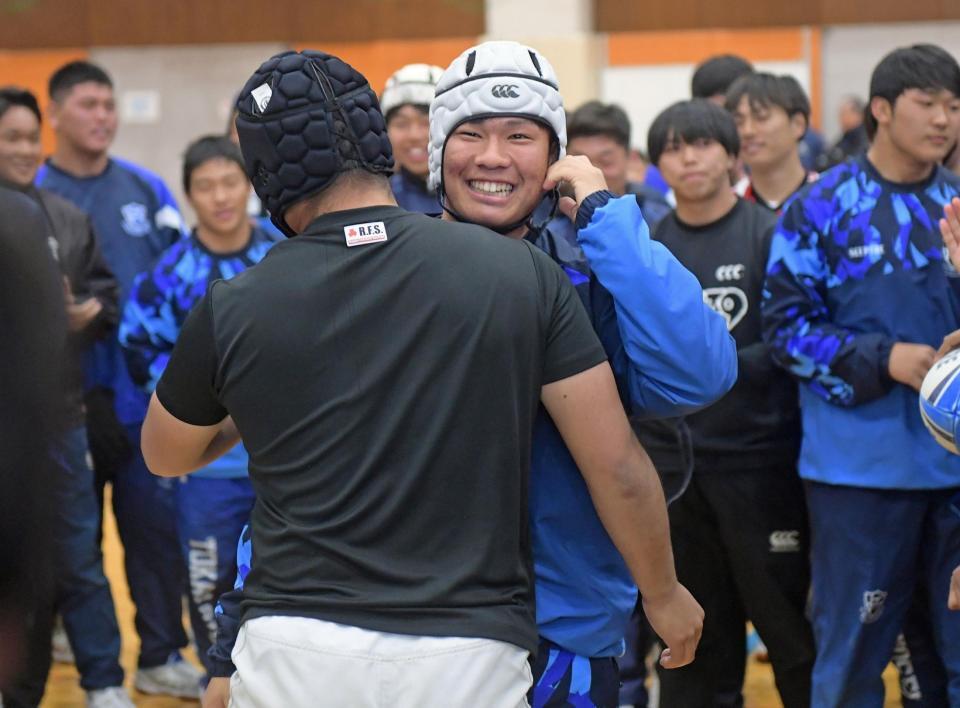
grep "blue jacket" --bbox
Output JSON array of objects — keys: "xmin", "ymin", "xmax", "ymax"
[
  {"xmin": 390, "ymin": 170, "xmax": 439, "ymax": 214},
  {"xmin": 762, "ymin": 156, "xmax": 960, "ymax": 489},
  {"xmin": 208, "ymin": 192, "xmax": 736, "ymax": 673},
  {"xmin": 119, "ymin": 227, "xmax": 279, "ymax": 478},
  {"xmin": 528, "ymin": 192, "xmax": 735, "ymax": 657},
  {"xmin": 37, "ymin": 157, "xmax": 186, "ymax": 424}
]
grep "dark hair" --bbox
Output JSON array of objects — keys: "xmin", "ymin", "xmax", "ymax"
[
  {"xmin": 865, "ymin": 44, "xmax": 960, "ymax": 140},
  {"xmin": 567, "ymin": 100, "xmax": 631, "ymax": 148},
  {"xmin": 0, "ymin": 86, "xmax": 41, "ymax": 124},
  {"xmin": 724, "ymin": 72, "xmax": 810, "ymax": 136},
  {"xmin": 691, "ymin": 54, "xmax": 753, "ymax": 99},
  {"xmin": 182, "ymin": 135, "xmax": 246, "ymax": 193},
  {"xmin": 48, "ymin": 61, "xmax": 112, "ymax": 102},
  {"xmin": 647, "ymin": 99, "xmax": 740, "ymax": 166}
]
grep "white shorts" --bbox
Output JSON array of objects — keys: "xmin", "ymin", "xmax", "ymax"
[{"xmin": 229, "ymin": 615, "xmax": 532, "ymax": 708}]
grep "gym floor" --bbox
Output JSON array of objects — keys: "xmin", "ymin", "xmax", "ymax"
[{"xmin": 41, "ymin": 490, "xmax": 903, "ymax": 707}]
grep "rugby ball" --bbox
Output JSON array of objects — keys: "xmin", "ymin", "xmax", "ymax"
[{"xmin": 920, "ymin": 348, "xmax": 960, "ymax": 454}]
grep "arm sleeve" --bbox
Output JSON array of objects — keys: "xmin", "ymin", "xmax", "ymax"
[
  {"xmin": 149, "ymin": 174, "xmax": 187, "ymax": 248},
  {"xmin": 118, "ymin": 269, "xmax": 176, "ymax": 393},
  {"xmin": 761, "ymin": 198, "xmax": 895, "ymax": 407},
  {"xmin": 80, "ymin": 218, "xmax": 119, "ymax": 336},
  {"xmin": 529, "ymin": 244, "xmax": 608, "ymax": 383},
  {"xmin": 154, "ymin": 287, "xmax": 228, "ymax": 425},
  {"xmin": 576, "ymin": 193, "xmax": 738, "ymax": 418},
  {"xmin": 208, "ymin": 523, "xmax": 252, "ymax": 677}
]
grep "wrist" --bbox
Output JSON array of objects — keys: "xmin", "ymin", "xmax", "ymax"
[
  {"xmin": 575, "ymin": 190, "xmax": 616, "ymax": 230},
  {"xmin": 640, "ymin": 575, "xmax": 680, "ymax": 605}
]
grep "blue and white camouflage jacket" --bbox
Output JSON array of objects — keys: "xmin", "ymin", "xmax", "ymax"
[{"xmin": 762, "ymin": 155, "xmax": 960, "ymax": 489}]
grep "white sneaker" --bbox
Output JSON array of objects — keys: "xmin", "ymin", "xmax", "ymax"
[
  {"xmin": 51, "ymin": 619, "xmax": 75, "ymax": 664},
  {"xmin": 134, "ymin": 654, "xmax": 203, "ymax": 698},
  {"xmin": 86, "ymin": 686, "xmax": 135, "ymax": 708}
]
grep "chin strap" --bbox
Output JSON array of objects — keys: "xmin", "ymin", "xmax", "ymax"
[{"xmin": 438, "ymin": 183, "xmax": 560, "ymax": 237}]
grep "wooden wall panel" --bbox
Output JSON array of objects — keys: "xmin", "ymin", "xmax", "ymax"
[
  {"xmin": 0, "ymin": 0, "xmax": 89, "ymax": 50},
  {"xmin": 294, "ymin": 37, "xmax": 477, "ymax": 94},
  {"xmin": 0, "ymin": 0, "xmax": 484, "ymax": 49}
]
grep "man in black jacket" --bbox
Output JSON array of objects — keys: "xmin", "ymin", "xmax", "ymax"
[
  {"xmin": 637, "ymin": 99, "xmax": 814, "ymax": 708},
  {"xmin": 0, "ymin": 86, "xmax": 131, "ymax": 708}
]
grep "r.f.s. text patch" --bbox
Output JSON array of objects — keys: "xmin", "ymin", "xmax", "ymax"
[{"xmin": 344, "ymin": 221, "xmax": 388, "ymax": 247}]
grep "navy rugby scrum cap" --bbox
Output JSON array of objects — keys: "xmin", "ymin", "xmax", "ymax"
[{"xmin": 234, "ymin": 50, "xmax": 394, "ymax": 236}]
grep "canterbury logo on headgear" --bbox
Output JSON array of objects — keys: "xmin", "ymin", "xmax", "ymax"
[{"xmin": 491, "ymin": 84, "xmax": 520, "ymax": 99}]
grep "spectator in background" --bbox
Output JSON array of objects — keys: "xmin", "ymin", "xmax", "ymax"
[
  {"xmin": 818, "ymin": 95, "xmax": 870, "ymax": 169},
  {"xmin": 0, "ymin": 87, "xmax": 128, "ymax": 708},
  {"xmin": 641, "ymin": 98, "xmax": 813, "ymax": 708},
  {"xmin": 762, "ymin": 44, "xmax": 960, "ymax": 707},
  {"xmin": 36, "ymin": 60, "xmax": 202, "ymax": 699},
  {"xmin": 564, "ymin": 101, "xmax": 671, "ymax": 228},
  {"xmin": 692, "ymin": 54, "xmax": 754, "ymax": 105},
  {"xmin": 726, "ymin": 73, "xmax": 818, "ymax": 212},
  {"xmin": 638, "ymin": 53, "xmax": 757, "ymax": 200},
  {"xmin": 381, "ymin": 63, "xmax": 443, "ymax": 213},
  {"xmin": 119, "ymin": 136, "xmax": 278, "ymax": 682}
]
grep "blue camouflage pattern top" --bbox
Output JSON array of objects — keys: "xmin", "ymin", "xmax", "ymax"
[
  {"xmin": 762, "ymin": 155, "xmax": 960, "ymax": 489},
  {"xmin": 119, "ymin": 226, "xmax": 279, "ymax": 478}
]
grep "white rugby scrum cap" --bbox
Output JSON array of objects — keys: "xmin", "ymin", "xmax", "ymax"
[
  {"xmin": 380, "ymin": 63, "xmax": 444, "ymax": 117},
  {"xmin": 428, "ymin": 41, "xmax": 566, "ymax": 192}
]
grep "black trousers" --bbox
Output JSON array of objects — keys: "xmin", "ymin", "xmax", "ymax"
[{"xmin": 655, "ymin": 466, "xmax": 814, "ymax": 708}]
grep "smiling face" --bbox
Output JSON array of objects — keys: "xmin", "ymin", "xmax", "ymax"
[
  {"xmin": 441, "ymin": 116, "xmax": 552, "ymax": 234},
  {"xmin": 387, "ymin": 104, "xmax": 430, "ymax": 178},
  {"xmin": 186, "ymin": 157, "xmax": 250, "ymax": 241},
  {"xmin": 730, "ymin": 95, "xmax": 805, "ymax": 172},
  {"xmin": 656, "ymin": 133, "xmax": 735, "ymax": 206},
  {"xmin": 49, "ymin": 81, "xmax": 117, "ymax": 158},
  {"xmin": 874, "ymin": 87, "xmax": 960, "ymax": 165},
  {"xmin": 0, "ymin": 105, "xmax": 42, "ymax": 188}
]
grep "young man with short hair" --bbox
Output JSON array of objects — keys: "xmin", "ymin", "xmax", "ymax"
[
  {"xmin": 381, "ymin": 63, "xmax": 443, "ymax": 213},
  {"xmin": 564, "ymin": 100, "xmax": 670, "ymax": 228},
  {"xmin": 692, "ymin": 54, "xmax": 754, "ymax": 105},
  {"xmin": 763, "ymin": 44, "xmax": 960, "ymax": 706},
  {"xmin": 640, "ymin": 98, "xmax": 813, "ymax": 708},
  {"xmin": 144, "ymin": 48, "xmax": 705, "ymax": 708},
  {"xmin": 203, "ymin": 42, "xmax": 731, "ymax": 708},
  {"xmin": 36, "ymin": 60, "xmax": 200, "ymax": 699},
  {"xmin": 0, "ymin": 85, "xmax": 130, "ymax": 708},
  {"xmin": 119, "ymin": 135, "xmax": 279, "ymax": 683},
  {"xmin": 726, "ymin": 72, "xmax": 817, "ymax": 212}
]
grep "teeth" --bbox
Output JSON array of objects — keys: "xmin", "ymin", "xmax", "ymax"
[{"xmin": 469, "ymin": 180, "xmax": 514, "ymax": 195}]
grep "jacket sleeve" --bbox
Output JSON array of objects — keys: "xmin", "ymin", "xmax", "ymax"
[
  {"xmin": 575, "ymin": 192, "xmax": 738, "ymax": 418},
  {"xmin": 761, "ymin": 197, "xmax": 894, "ymax": 406},
  {"xmin": 80, "ymin": 218, "xmax": 119, "ymax": 337},
  {"xmin": 117, "ymin": 268, "xmax": 175, "ymax": 393},
  {"xmin": 208, "ymin": 524, "xmax": 252, "ymax": 678}
]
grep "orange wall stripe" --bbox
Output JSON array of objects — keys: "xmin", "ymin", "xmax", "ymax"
[
  {"xmin": 0, "ymin": 48, "xmax": 89, "ymax": 157},
  {"xmin": 807, "ymin": 26, "xmax": 823, "ymax": 130},
  {"xmin": 608, "ymin": 28, "xmax": 805, "ymax": 66},
  {"xmin": 294, "ymin": 38, "xmax": 478, "ymax": 96}
]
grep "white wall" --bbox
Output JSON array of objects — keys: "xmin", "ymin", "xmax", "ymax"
[
  {"xmin": 602, "ymin": 60, "xmax": 810, "ymax": 153},
  {"xmin": 91, "ymin": 43, "xmax": 286, "ymax": 223},
  {"xmin": 821, "ymin": 21, "xmax": 960, "ymax": 141}
]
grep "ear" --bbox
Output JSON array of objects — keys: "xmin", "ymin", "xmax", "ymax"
[
  {"xmin": 47, "ymin": 100, "xmax": 60, "ymax": 132},
  {"xmin": 870, "ymin": 96, "xmax": 893, "ymax": 128},
  {"xmin": 790, "ymin": 112, "xmax": 808, "ymax": 142}
]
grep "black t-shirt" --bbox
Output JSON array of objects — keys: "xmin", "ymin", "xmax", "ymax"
[
  {"xmin": 156, "ymin": 205, "xmax": 606, "ymax": 653},
  {"xmin": 636, "ymin": 199, "xmax": 801, "ymax": 473}
]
